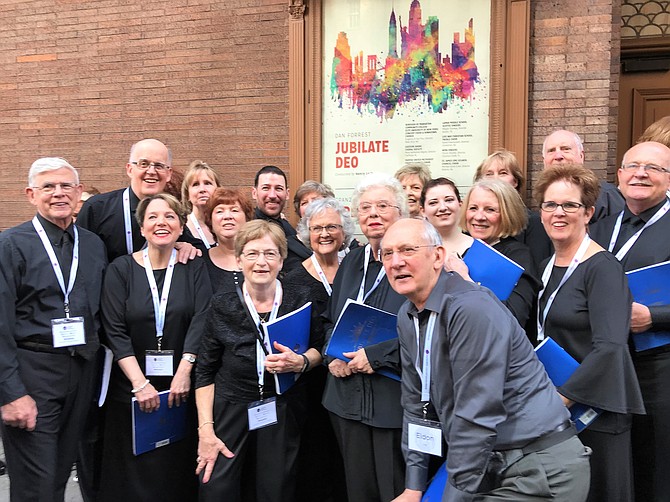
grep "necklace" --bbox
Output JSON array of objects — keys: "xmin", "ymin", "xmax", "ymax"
[{"xmin": 258, "ymin": 312, "xmax": 269, "ymax": 324}]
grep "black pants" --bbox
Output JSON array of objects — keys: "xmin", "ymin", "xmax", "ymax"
[
  {"xmin": 199, "ymin": 390, "xmax": 307, "ymax": 502},
  {"xmin": 329, "ymin": 413, "xmax": 405, "ymax": 502},
  {"xmin": 632, "ymin": 350, "xmax": 670, "ymax": 502},
  {"xmin": 1, "ymin": 349, "xmax": 94, "ymax": 502}
]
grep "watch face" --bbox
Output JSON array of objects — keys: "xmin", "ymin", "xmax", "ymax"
[{"xmin": 183, "ymin": 354, "xmax": 196, "ymax": 363}]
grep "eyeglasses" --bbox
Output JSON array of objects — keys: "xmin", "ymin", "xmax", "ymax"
[
  {"xmin": 240, "ymin": 250, "xmax": 281, "ymax": 261},
  {"xmin": 131, "ymin": 159, "xmax": 171, "ymax": 172},
  {"xmin": 380, "ymin": 245, "xmax": 437, "ymax": 262},
  {"xmin": 309, "ymin": 224, "xmax": 343, "ymax": 234},
  {"xmin": 540, "ymin": 201, "xmax": 585, "ymax": 213},
  {"xmin": 357, "ymin": 201, "xmax": 400, "ymax": 215},
  {"xmin": 621, "ymin": 163, "xmax": 669, "ymax": 174},
  {"xmin": 31, "ymin": 182, "xmax": 78, "ymax": 194}
]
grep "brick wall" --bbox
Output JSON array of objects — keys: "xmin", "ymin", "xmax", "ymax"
[
  {"xmin": 0, "ymin": 0, "xmax": 289, "ymax": 229},
  {"xmin": 527, "ymin": 0, "xmax": 619, "ymax": 204}
]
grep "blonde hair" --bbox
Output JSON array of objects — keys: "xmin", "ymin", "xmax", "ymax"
[
  {"xmin": 461, "ymin": 179, "xmax": 527, "ymax": 238},
  {"xmin": 234, "ymin": 220, "xmax": 288, "ymax": 259},
  {"xmin": 181, "ymin": 160, "xmax": 222, "ymax": 212}
]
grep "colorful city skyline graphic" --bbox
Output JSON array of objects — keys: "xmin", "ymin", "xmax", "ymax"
[{"xmin": 330, "ymin": 0, "xmax": 479, "ymax": 120}]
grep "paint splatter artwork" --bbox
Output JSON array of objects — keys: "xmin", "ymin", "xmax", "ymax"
[{"xmin": 330, "ymin": 0, "xmax": 479, "ymax": 120}]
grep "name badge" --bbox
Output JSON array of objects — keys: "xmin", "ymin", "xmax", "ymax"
[
  {"xmin": 247, "ymin": 397, "xmax": 278, "ymax": 431},
  {"xmin": 145, "ymin": 350, "xmax": 174, "ymax": 376},
  {"xmin": 51, "ymin": 317, "xmax": 86, "ymax": 348},
  {"xmin": 408, "ymin": 420, "xmax": 443, "ymax": 456}
]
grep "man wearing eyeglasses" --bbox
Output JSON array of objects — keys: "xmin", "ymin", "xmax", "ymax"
[
  {"xmin": 590, "ymin": 141, "xmax": 670, "ymax": 502},
  {"xmin": 542, "ymin": 129, "xmax": 624, "ymax": 223},
  {"xmin": 381, "ymin": 218, "xmax": 591, "ymax": 502},
  {"xmin": 0, "ymin": 158, "xmax": 107, "ymax": 502},
  {"xmin": 77, "ymin": 138, "xmax": 200, "ymax": 263}
]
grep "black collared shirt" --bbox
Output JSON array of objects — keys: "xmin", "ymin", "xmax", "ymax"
[
  {"xmin": 0, "ymin": 214, "xmax": 107, "ymax": 406},
  {"xmin": 77, "ymin": 187, "xmax": 201, "ymax": 262},
  {"xmin": 254, "ymin": 207, "xmax": 297, "ymax": 238}
]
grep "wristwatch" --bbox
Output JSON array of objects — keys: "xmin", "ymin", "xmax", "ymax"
[{"xmin": 181, "ymin": 354, "xmax": 196, "ymax": 364}]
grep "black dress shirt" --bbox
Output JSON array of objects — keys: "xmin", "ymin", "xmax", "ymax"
[
  {"xmin": 254, "ymin": 207, "xmax": 297, "ymax": 237},
  {"xmin": 591, "ymin": 197, "xmax": 670, "ymax": 331},
  {"xmin": 0, "ymin": 214, "xmax": 107, "ymax": 406},
  {"xmin": 77, "ymin": 187, "xmax": 201, "ymax": 262}
]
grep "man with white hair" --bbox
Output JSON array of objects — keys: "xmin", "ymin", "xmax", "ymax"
[
  {"xmin": 542, "ymin": 129, "xmax": 624, "ymax": 223},
  {"xmin": 0, "ymin": 158, "xmax": 106, "ymax": 501}
]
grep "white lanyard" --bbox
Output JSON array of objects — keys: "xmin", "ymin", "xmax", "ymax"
[
  {"xmin": 413, "ymin": 311, "xmax": 438, "ymax": 403},
  {"xmin": 142, "ymin": 248, "xmax": 177, "ymax": 343},
  {"xmin": 243, "ymin": 281, "xmax": 282, "ymax": 389},
  {"xmin": 189, "ymin": 212, "xmax": 211, "ymax": 250},
  {"xmin": 32, "ymin": 217, "xmax": 79, "ymax": 318},
  {"xmin": 607, "ymin": 200, "xmax": 670, "ymax": 260},
  {"xmin": 122, "ymin": 188, "xmax": 134, "ymax": 255},
  {"xmin": 356, "ymin": 244, "xmax": 386, "ymax": 303},
  {"xmin": 310, "ymin": 254, "xmax": 333, "ymax": 296},
  {"xmin": 537, "ymin": 234, "xmax": 591, "ymax": 341}
]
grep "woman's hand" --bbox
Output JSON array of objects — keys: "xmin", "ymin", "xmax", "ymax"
[
  {"xmin": 196, "ymin": 430, "xmax": 235, "ymax": 483},
  {"xmin": 168, "ymin": 359, "xmax": 193, "ymax": 408},
  {"xmin": 631, "ymin": 302, "xmax": 652, "ymax": 333},
  {"xmin": 328, "ymin": 358, "xmax": 352, "ymax": 378},
  {"xmin": 343, "ymin": 348, "xmax": 373, "ymax": 374},
  {"xmin": 264, "ymin": 341, "xmax": 304, "ymax": 373},
  {"xmin": 391, "ymin": 489, "xmax": 423, "ymax": 502},
  {"xmin": 135, "ymin": 382, "xmax": 160, "ymax": 413}
]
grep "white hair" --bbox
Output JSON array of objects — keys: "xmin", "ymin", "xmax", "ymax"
[
  {"xmin": 28, "ymin": 157, "xmax": 79, "ymax": 186},
  {"xmin": 350, "ymin": 172, "xmax": 409, "ymax": 217}
]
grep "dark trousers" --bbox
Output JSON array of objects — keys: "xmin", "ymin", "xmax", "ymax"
[
  {"xmin": 0, "ymin": 349, "xmax": 94, "ymax": 502},
  {"xmin": 330, "ymin": 413, "xmax": 405, "ymax": 502},
  {"xmin": 580, "ymin": 427, "xmax": 633, "ymax": 502},
  {"xmin": 632, "ymin": 350, "xmax": 670, "ymax": 502},
  {"xmin": 199, "ymin": 390, "xmax": 306, "ymax": 502}
]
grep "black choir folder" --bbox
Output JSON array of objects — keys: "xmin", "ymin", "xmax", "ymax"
[
  {"xmin": 131, "ymin": 390, "xmax": 187, "ymax": 456},
  {"xmin": 462, "ymin": 239, "xmax": 524, "ymax": 301}
]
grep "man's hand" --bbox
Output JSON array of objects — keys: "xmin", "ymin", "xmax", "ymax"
[
  {"xmin": 631, "ymin": 302, "xmax": 652, "ymax": 333},
  {"xmin": 1, "ymin": 395, "xmax": 38, "ymax": 431},
  {"xmin": 343, "ymin": 348, "xmax": 374, "ymax": 374},
  {"xmin": 174, "ymin": 242, "xmax": 201, "ymax": 263}
]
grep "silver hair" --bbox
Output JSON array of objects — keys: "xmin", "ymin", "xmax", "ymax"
[
  {"xmin": 297, "ymin": 197, "xmax": 355, "ymax": 250},
  {"xmin": 129, "ymin": 139, "xmax": 173, "ymax": 165},
  {"xmin": 380, "ymin": 218, "xmax": 443, "ymax": 249},
  {"xmin": 28, "ymin": 157, "xmax": 79, "ymax": 186},
  {"xmin": 350, "ymin": 173, "xmax": 409, "ymax": 217},
  {"xmin": 542, "ymin": 130, "xmax": 584, "ymax": 157}
]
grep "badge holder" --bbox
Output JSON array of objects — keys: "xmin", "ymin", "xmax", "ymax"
[
  {"xmin": 51, "ymin": 316, "xmax": 86, "ymax": 348},
  {"xmin": 145, "ymin": 338, "xmax": 174, "ymax": 376},
  {"xmin": 407, "ymin": 403, "xmax": 443, "ymax": 456},
  {"xmin": 247, "ymin": 383, "xmax": 278, "ymax": 431}
]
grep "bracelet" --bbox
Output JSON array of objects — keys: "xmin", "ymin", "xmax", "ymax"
[
  {"xmin": 300, "ymin": 353, "xmax": 310, "ymax": 373},
  {"xmin": 131, "ymin": 379, "xmax": 150, "ymax": 394},
  {"xmin": 198, "ymin": 421, "xmax": 214, "ymax": 431}
]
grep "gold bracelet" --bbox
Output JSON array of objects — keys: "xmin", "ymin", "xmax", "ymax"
[{"xmin": 198, "ymin": 421, "xmax": 214, "ymax": 431}]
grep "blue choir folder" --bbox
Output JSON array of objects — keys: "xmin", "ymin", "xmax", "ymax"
[
  {"xmin": 263, "ymin": 302, "xmax": 312, "ymax": 394},
  {"xmin": 131, "ymin": 390, "xmax": 187, "ymax": 456},
  {"xmin": 422, "ymin": 462, "xmax": 448, "ymax": 501},
  {"xmin": 626, "ymin": 260, "xmax": 670, "ymax": 351},
  {"xmin": 325, "ymin": 299, "xmax": 401, "ymax": 381},
  {"xmin": 534, "ymin": 338, "xmax": 602, "ymax": 432},
  {"xmin": 462, "ymin": 239, "xmax": 524, "ymax": 301}
]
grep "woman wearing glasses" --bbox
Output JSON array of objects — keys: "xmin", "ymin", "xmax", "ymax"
[
  {"xmin": 195, "ymin": 220, "xmax": 324, "ymax": 502},
  {"xmin": 536, "ymin": 165, "xmax": 644, "ymax": 502},
  {"xmin": 284, "ymin": 198, "xmax": 355, "ymax": 502},
  {"xmin": 321, "ymin": 173, "xmax": 409, "ymax": 502},
  {"xmin": 181, "ymin": 160, "xmax": 222, "ymax": 252},
  {"xmin": 98, "ymin": 193, "xmax": 212, "ymax": 502}
]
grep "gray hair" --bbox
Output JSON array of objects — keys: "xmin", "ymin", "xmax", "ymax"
[
  {"xmin": 293, "ymin": 180, "xmax": 335, "ymax": 214},
  {"xmin": 28, "ymin": 157, "xmax": 79, "ymax": 186},
  {"xmin": 297, "ymin": 197, "xmax": 356, "ymax": 250},
  {"xmin": 542, "ymin": 130, "xmax": 584, "ymax": 157},
  {"xmin": 350, "ymin": 173, "xmax": 409, "ymax": 218},
  {"xmin": 380, "ymin": 218, "xmax": 443, "ymax": 249}
]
